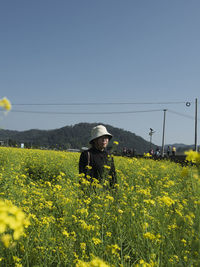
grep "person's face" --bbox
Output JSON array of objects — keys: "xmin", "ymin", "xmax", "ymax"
[{"xmin": 94, "ymin": 135, "xmax": 109, "ymax": 151}]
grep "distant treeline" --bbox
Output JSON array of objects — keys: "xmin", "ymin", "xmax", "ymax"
[{"xmin": 0, "ymin": 122, "xmax": 195, "ymax": 154}]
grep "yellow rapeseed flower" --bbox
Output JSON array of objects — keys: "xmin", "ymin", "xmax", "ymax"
[
  {"xmin": 185, "ymin": 150, "xmax": 200, "ymax": 164},
  {"xmin": 1, "ymin": 234, "xmax": 12, "ymax": 248},
  {"xmin": 118, "ymin": 209, "xmax": 123, "ymax": 214},
  {"xmin": 80, "ymin": 242, "xmax": 86, "ymax": 251},
  {"xmin": 135, "ymin": 259, "xmax": 156, "ymax": 267},
  {"xmin": 0, "ymin": 199, "xmax": 29, "ymax": 244},
  {"xmin": 106, "ymin": 195, "xmax": 114, "ymax": 202},
  {"xmin": 104, "ymin": 165, "xmax": 111, "ymax": 170},
  {"xmin": 62, "ymin": 230, "xmax": 70, "ymax": 237},
  {"xmin": 157, "ymin": 196, "xmax": 175, "ymax": 207},
  {"xmin": 106, "ymin": 232, "xmax": 112, "ymax": 237},
  {"xmin": 86, "ymin": 165, "xmax": 92, "ymax": 170},
  {"xmin": 107, "ymin": 244, "xmax": 120, "ymax": 255},
  {"xmin": 143, "ymin": 232, "xmax": 156, "ymax": 240},
  {"xmin": 0, "ymin": 97, "xmax": 12, "ymax": 111},
  {"xmin": 143, "ymin": 153, "xmax": 152, "ymax": 157},
  {"xmin": 92, "ymin": 237, "xmax": 102, "ymax": 245},
  {"xmin": 76, "ymin": 257, "xmax": 110, "ymax": 267}
]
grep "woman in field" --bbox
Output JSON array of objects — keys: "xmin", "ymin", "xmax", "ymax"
[{"xmin": 79, "ymin": 125, "xmax": 117, "ymax": 188}]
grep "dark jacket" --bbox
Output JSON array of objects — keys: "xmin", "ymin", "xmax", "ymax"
[{"xmin": 79, "ymin": 147, "xmax": 117, "ymax": 187}]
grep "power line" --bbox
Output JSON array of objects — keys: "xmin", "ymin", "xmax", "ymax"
[
  {"xmin": 168, "ymin": 109, "xmax": 199, "ymax": 120},
  {"xmin": 10, "ymin": 109, "xmax": 164, "ymax": 115},
  {"xmin": 11, "ymin": 101, "xmax": 191, "ymax": 106}
]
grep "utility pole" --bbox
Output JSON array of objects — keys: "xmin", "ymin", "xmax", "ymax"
[
  {"xmin": 194, "ymin": 98, "xmax": 198, "ymax": 151},
  {"xmin": 161, "ymin": 109, "xmax": 167, "ymax": 157}
]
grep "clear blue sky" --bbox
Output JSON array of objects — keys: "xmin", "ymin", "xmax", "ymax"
[{"xmin": 0, "ymin": 0, "xmax": 199, "ymax": 146}]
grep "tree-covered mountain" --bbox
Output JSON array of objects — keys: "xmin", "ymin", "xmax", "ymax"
[{"xmin": 0, "ymin": 122, "xmax": 158, "ymax": 154}]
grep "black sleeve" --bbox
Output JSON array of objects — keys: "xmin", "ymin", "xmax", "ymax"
[{"xmin": 79, "ymin": 151, "xmax": 88, "ymax": 175}]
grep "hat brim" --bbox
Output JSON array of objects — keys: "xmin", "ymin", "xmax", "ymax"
[{"xmin": 89, "ymin": 134, "xmax": 112, "ymax": 144}]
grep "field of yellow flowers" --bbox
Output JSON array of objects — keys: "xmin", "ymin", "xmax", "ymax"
[{"xmin": 0, "ymin": 147, "xmax": 200, "ymax": 266}]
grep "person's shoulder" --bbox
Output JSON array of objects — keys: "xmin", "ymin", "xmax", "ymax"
[
  {"xmin": 88, "ymin": 147, "xmax": 97, "ymax": 154},
  {"xmin": 81, "ymin": 149, "xmax": 89, "ymax": 154},
  {"xmin": 80, "ymin": 149, "xmax": 89, "ymax": 158}
]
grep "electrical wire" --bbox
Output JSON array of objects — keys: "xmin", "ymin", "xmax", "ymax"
[
  {"xmin": 168, "ymin": 109, "xmax": 199, "ymax": 120},
  {"xmin": 10, "ymin": 109, "xmax": 164, "ymax": 115},
  {"xmin": 11, "ymin": 101, "xmax": 191, "ymax": 106}
]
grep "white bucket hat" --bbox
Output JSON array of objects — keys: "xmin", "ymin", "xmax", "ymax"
[{"xmin": 89, "ymin": 125, "xmax": 112, "ymax": 144}]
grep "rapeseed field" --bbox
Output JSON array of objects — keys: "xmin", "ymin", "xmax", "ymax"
[{"xmin": 0, "ymin": 147, "xmax": 199, "ymax": 266}]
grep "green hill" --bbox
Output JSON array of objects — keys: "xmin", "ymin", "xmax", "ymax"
[{"xmin": 0, "ymin": 122, "xmax": 157, "ymax": 154}]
